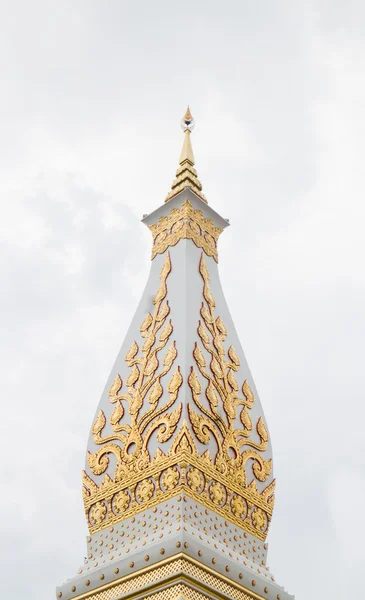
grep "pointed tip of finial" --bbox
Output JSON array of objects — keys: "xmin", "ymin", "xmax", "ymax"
[
  {"xmin": 181, "ymin": 106, "xmax": 195, "ymax": 132},
  {"xmin": 184, "ymin": 105, "xmax": 193, "ymax": 121}
]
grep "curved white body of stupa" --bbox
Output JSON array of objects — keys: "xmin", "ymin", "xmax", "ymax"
[{"xmin": 56, "ymin": 118, "xmax": 294, "ymax": 600}]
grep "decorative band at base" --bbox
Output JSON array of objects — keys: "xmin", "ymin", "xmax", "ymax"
[{"xmin": 69, "ymin": 555, "xmax": 269, "ymax": 600}]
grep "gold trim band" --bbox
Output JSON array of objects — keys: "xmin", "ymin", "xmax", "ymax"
[{"xmin": 71, "ymin": 554, "xmax": 267, "ymax": 600}]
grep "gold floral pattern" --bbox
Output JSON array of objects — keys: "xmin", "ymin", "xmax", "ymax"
[
  {"xmin": 231, "ymin": 495, "xmax": 247, "ymax": 518},
  {"xmin": 136, "ymin": 479, "xmax": 155, "ymax": 503},
  {"xmin": 251, "ymin": 508, "xmax": 266, "ymax": 531},
  {"xmin": 89, "ymin": 502, "xmax": 107, "ymax": 525},
  {"xmin": 209, "ymin": 481, "xmax": 226, "ymax": 505},
  {"xmin": 112, "ymin": 490, "xmax": 130, "ymax": 514},
  {"xmin": 161, "ymin": 467, "xmax": 180, "ymax": 491},
  {"xmin": 186, "ymin": 468, "xmax": 204, "ymax": 492}
]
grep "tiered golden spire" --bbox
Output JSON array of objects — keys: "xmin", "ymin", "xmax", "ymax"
[{"xmin": 165, "ymin": 107, "xmax": 207, "ymax": 203}]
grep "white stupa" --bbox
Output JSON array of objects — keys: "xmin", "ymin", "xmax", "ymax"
[{"xmin": 56, "ymin": 108, "xmax": 294, "ymax": 600}]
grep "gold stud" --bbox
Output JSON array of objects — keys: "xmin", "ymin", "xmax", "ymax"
[
  {"xmin": 212, "ymin": 558, "xmax": 216, "ymax": 564},
  {"xmin": 176, "ymin": 542, "xmax": 181, "ymax": 548},
  {"xmin": 129, "ymin": 562, "xmax": 134, "ymax": 568},
  {"xmin": 252, "ymin": 581, "xmax": 256, "ymax": 587},
  {"xmin": 115, "ymin": 568, "xmax": 119, "ymax": 574},
  {"xmin": 198, "ymin": 550, "xmax": 203, "ymax": 557},
  {"xmin": 184, "ymin": 542, "xmax": 188, "ymax": 549},
  {"xmin": 71, "ymin": 587, "xmax": 76, "ymax": 593},
  {"xmin": 239, "ymin": 573, "xmax": 243, "ymax": 579},
  {"xmin": 144, "ymin": 555, "xmax": 150, "ymax": 561},
  {"xmin": 85, "ymin": 581, "xmax": 90, "ymax": 587},
  {"xmin": 57, "ymin": 594, "xmax": 62, "ymax": 598},
  {"xmin": 225, "ymin": 566, "xmax": 230, "ymax": 572},
  {"xmin": 100, "ymin": 574, "xmax": 104, "ymax": 580},
  {"xmin": 277, "ymin": 596, "xmax": 281, "ymax": 600},
  {"xmin": 264, "ymin": 588, "xmax": 268, "ymax": 594},
  {"xmin": 160, "ymin": 548, "xmax": 165, "ymax": 555}
]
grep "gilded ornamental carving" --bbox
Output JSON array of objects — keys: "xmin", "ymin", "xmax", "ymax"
[
  {"xmin": 148, "ymin": 200, "xmax": 222, "ymax": 262},
  {"xmin": 82, "ymin": 252, "xmax": 275, "ymax": 540}
]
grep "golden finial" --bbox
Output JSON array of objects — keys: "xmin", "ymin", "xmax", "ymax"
[{"xmin": 165, "ymin": 107, "xmax": 207, "ymax": 203}]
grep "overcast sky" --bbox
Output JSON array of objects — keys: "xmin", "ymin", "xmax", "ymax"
[{"xmin": 1, "ymin": 1, "xmax": 365, "ymax": 599}]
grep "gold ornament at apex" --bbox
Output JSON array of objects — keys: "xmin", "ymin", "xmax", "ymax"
[
  {"xmin": 166, "ymin": 111, "xmax": 207, "ymax": 203},
  {"xmin": 82, "ymin": 252, "xmax": 275, "ymax": 539}
]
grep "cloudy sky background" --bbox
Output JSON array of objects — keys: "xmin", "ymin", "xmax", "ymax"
[{"xmin": 1, "ymin": 1, "xmax": 365, "ymax": 598}]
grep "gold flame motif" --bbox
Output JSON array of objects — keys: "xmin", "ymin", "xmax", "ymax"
[{"xmin": 82, "ymin": 253, "xmax": 274, "ymax": 539}]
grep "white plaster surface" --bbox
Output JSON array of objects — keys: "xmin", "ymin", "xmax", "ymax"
[{"xmin": 58, "ymin": 190, "xmax": 293, "ymax": 599}]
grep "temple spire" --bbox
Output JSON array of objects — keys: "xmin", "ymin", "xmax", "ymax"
[{"xmin": 165, "ymin": 106, "xmax": 207, "ymax": 203}]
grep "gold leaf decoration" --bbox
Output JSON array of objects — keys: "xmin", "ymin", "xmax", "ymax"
[
  {"xmin": 201, "ymin": 303, "xmax": 213, "ymax": 324},
  {"xmin": 206, "ymin": 380, "xmax": 219, "ymax": 409},
  {"xmin": 154, "ymin": 282, "xmax": 167, "ymax": 305},
  {"xmin": 140, "ymin": 313, "xmax": 153, "ymax": 333},
  {"xmin": 213, "ymin": 336, "xmax": 225, "ymax": 356},
  {"xmin": 110, "ymin": 402, "xmax": 124, "ymax": 426},
  {"xmin": 203, "ymin": 283, "xmax": 216, "ymax": 308},
  {"xmin": 92, "ymin": 410, "xmax": 106, "ymax": 436},
  {"xmin": 193, "ymin": 343, "xmax": 206, "ymax": 367},
  {"xmin": 126, "ymin": 364, "xmax": 140, "ymax": 388},
  {"xmin": 159, "ymin": 320, "xmax": 173, "ymax": 342},
  {"xmin": 156, "ymin": 301, "xmax": 170, "ymax": 322},
  {"xmin": 167, "ymin": 367, "xmax": 183, "ymax": 396},
  {"xmin": 125, "ymin": 341, "xmax": 139, "ymax": 365},
  {"xmin": 189, "ymin": 220, "xmax": 201, "ymax": 235},
  {"xmin": 163, "ymin": 341, "xmax": 177, "ymax": 367},
  {"xmin": 142, "ymin": 333, "xmax": 155, "ymax": 354},
  {"xmin": 144, "ymin": 354, "xmax": 158, "ymax": 377},
  {"xmin": 227, "ymin": 369, "xmax": 239, "ymax": 391},
  {"xmin": 188, "ymin": 406, "xmax": 211, "ymax": 444},
  {"xmin": 228, "ymin": 345, "xmax": 240, "ymax": 367},
  {"xmin": 198, "ymin": 321, "xmax": 210, "ymax": 344},
  {"xmin": 159, "ymin": 251, "xmax": 172, "ymax": 281},
  {"xmin": 188, "ymin": 368, "xmax": 201, "ymax": 396},
  {"xmin": 216, "ymin": 316, "xmax": 227, "ymax": 337},
  {"xmin": 242, "ymin": 379, "xmax": 254, "ymax": 408},
  {"xmin": 211, "ymin": 356, "xmax": 223, "ymax": 378},
  {"xmin": 240, "ymin": 407, "xmax": 252, "ymax": 432},
  {"xmin": 108, "ymin": 374, "xmax": 123, "ymax": 402},
  {"xmin": 257, "ymin": 417, "xmax": 269, "ymax": 443},
  {"xmin": 148, "ymin": 380, "xmax": 163, "ymax": 405}
]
